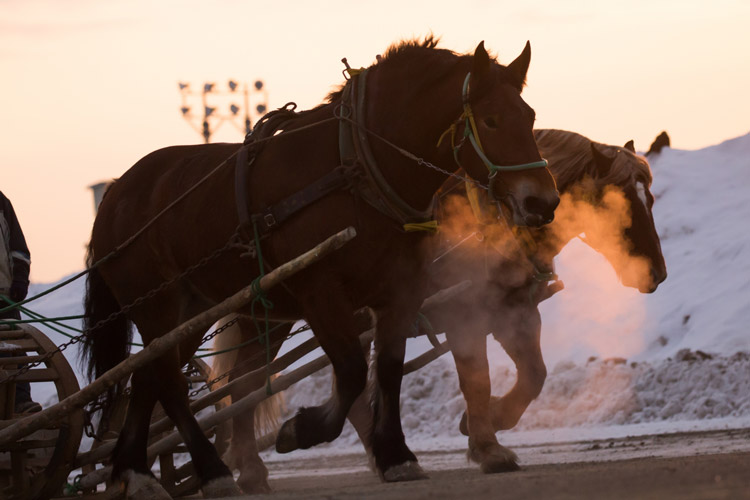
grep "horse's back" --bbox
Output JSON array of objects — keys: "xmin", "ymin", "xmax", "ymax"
[{"xmin": 93, "ymin": 143, "xmax": 240, "ymax": 248}]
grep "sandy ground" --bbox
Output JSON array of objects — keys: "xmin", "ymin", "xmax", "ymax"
[{"xmin": 232, "ymin": 428, "xmax": 750, "ymax": 499}]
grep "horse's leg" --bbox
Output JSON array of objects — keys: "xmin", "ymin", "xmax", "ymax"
[
  {"xmin": 370, "ymin": 302, "xmax": 427, "ymax": 482},
  {"xmin": 226, "ymin": 401, "xmax": 267, "ymax": 494},
  {"xmin": 110, "ymin": 365, "xmax": 169, "ymax": 499},
  {"xmin": 346, "ymin": 391, "xmax": 376, "ymax": 468},
  {"xmin": 276, "ymin": 292, "xmax": 367, "ymax": 453},
  {"xmin": 224, "ymin": 318, "xmax": 287, "ymax": 494},
  {"xmin": 154, "ymin": 347, "xmax": 241, "ymax": 497},
  {"xmin": 447, "ymin": 327, "xmax": 519, "ymax": 473},
  {"xmin": 489, "ymin": 308, "xmax": 546, "ymax": 431},
  {"xmin": 344, "ymin": 341, "xmax": 377, "ymax": 471}
]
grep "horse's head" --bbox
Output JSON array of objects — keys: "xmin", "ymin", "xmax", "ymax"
[
  {"xmin": 453, "ymin": 42, "xmax": 559, "ymax": 228},
  {"xmin": 583, "ymin": 141, "xmax": 667, "ymax": 293}
]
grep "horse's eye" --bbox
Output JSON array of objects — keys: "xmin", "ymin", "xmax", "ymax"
[{"xmin": 483, "ymin": 117, "xmax": 498, "ymax": 129}]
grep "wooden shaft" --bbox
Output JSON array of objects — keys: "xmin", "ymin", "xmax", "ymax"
[{"xmin": 0, "ymin": 227, "xmax": 356, "ymax": 446}]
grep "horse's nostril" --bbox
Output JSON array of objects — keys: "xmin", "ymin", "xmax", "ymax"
[
  {"xmin": 524, "ymin": 196, "xmax": 557, "ymax": 223},
  {"xmin": 551, "ymin": 195, "xmax": 560, "ymax": 211}
]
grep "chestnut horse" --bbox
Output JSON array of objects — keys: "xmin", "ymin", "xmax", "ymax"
[
  {"xmin": 210, "ymin": 129, "xmax": 667, "ymax": 487},
  {"xmin": 82, "ymin": 38, "xmax": 558, "ymax": 497},
  {"xmin": 420, "ymin": 129, "xmax": 667, "ymax": 473}
]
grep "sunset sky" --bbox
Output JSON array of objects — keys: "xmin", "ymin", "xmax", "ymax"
[{"xmin": 2, "ymin": 0, "xmax": 749, "ymax": 282}]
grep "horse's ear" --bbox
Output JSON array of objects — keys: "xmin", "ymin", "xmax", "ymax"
[
  {"xmin": 591, "ymin": 143, "xmax": 614, "ymax": 178},
  {"xmin": 472, "ymin": 41, "xmax": 491, "ymax": 83},
  {"xmin": 645, "ymin": 131, "xmax": 670, "ymax": 157},
  {"xmin": 624, "ymin": 140, "xmax": 636, "ymax": 153},
  {"xmin": 507, "ymin": 41, "xmax": 531, "ymax": 89}
]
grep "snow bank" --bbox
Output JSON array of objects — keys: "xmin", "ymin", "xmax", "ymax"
[{"xmin": 280, "ymin": 347, "xmax": 750, "ymax": 449}]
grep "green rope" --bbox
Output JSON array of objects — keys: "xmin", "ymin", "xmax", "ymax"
[
  {"xmin": 412, "ymin": 312, "xmax": 434, "ymax": 336},
  {"xmin": 250, "ymin": 220, "xmax": 274, "ymax": 395},
  {"xmin": 2, "ymin": 314, "xmax": 86, "ymax": 326},
  {"xmin": 63, "ymin": 474, "xmax": 83, "ymax": 496},
  {"xmin": 18, "ymin": 305, "xmax": 83, "ymax": 334},
  {"xmin": 5, "ymin": 298, "xmax": 211, "ymax": 351},
  {"xmin": 0, "ymin": 273, "xmax": 82, "ymax": 315}
]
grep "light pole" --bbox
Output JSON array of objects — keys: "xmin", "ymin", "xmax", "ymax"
[{"xmin": 178, "ymin": 80, "xmax": 268, "ymax": 143}]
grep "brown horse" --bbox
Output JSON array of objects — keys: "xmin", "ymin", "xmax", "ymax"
[
  {"xmin": 82, "ymin": 37, "xmax": 558, "ymax": 497},
  {"xmin": 416, "ymin": 129, "xmax": 667, "ymax": 473},
  {"xmin": 209, "ymin": 129, "xmax": 667, "ymax": 486}
]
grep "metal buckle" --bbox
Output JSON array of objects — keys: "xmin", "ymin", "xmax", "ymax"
[{"xmin": 263, "ymin": 213, "xmax": 276, "ymax": 227}]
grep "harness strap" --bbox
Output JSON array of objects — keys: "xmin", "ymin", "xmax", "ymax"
[
  {"xmin": 234, "ymin": 149, "xmax": 351, "ymax": 239},
  {"xmin": 234, "ymin": 146, "xmax": 253, "ymax": 238},
  {"xmin": 339, "ymin": 69, "xmax": 437, "ymax": 228},
  {"xmin": 439, "ymin": 73, "xmax": 549, "ymax": 175},
  {"xmin": 253, "ymin": 167, "xmax": 351, "ymax": 236}
]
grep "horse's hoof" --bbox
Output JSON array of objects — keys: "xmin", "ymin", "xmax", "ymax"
[
  {"xmin": 382, "ymin": 461, "xmax": 429, "ymax": 482},
  {"xmin": 480, "ymin": 456, "xmax": 521, "ymax": 474},
  {"xmin": 468, "ymin": 442, "xmax": 520, "ymax": 474},
  {"xmin": 121, "ymin": 470, "xmax": 171, "ymax": 500},
  {"xmin": 275, "ymin": 418, "xmax": 298, "ymax": 453},
  {"xmin": 238, "ymin": 476, "xmax": 272, "ymax": 495},
  {"xmin": 202, "ymin": 475, "xmax": 243, "ymax": 497},
  {"xmin": 237, "ymin": 460, "xmax": 272, "ymax": 494},
  {"xmin": 459, "ymin": 411, "xmax": 469, "ymax": 436}
]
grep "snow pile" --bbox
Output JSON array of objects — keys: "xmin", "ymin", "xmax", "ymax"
[
  {"xmin": 280, "ymin": 347, "xmax": 750, "ymax": 449},
  {"xmin": 522, "ymin": 350, "xmax": 750, "ymax": 427}
]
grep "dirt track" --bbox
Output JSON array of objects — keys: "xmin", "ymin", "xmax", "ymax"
[{"xmin": 236, "ymin": 428, "xmax": 750, "ymax": 499}]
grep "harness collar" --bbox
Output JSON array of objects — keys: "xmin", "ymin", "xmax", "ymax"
[{"xmin": 338, "ymin": 68, "xmax": 437, "ymax": 230}]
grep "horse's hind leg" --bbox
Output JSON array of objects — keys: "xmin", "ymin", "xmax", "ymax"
[
  {"xmin": 276, "ymin": 292, "xmax": 367, "ymax": 453},
  {"xmin": 154, "ymin": 347, "xmax": 241, "ymax": 497},
  {"xmin": 111, "ymin": 365, "xmax": 170, "ymax": 499},
  {"xmin": 447, "ymin": 327, "xmax": 519, "ymax": 474},
  {"xmin": 489, "ymin": 309, "xmax": 546, "ymax": 431}
]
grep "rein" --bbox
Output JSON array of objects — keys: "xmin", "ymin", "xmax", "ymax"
[{"xmin": 438, "ymin": 73, "xmax": 549, "ymax": 176}]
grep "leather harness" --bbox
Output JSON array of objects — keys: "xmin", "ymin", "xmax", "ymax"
[{"xmin": 233, "ymin": 69, "xmax": 436, "ymax": 245}]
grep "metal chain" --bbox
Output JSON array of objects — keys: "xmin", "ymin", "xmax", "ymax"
[
  {"xmin": 415, "ymin": 156, "xmax": 488, "ymax": 191},
  {"xmin": 336, "ymin": 115, "xmax": 490, "ymax": 192},
  {"xmin": 186, "ymin": 322, "xmax": 312, "ymax": 399},
  {"xmin": 0, "ymin": 232, "xmax": 242, "ymax": 385},
  {"xmin": 197, "ymin": 317, "xmax": 240, "ymax": 349}
]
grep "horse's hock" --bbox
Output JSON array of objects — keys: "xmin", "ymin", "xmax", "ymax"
[{"xmin": 0, "ymin": 324, "xmax": 83, "ymax": 500}]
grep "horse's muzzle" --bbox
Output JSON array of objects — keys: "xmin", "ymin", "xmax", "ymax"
[{"xmin": 520, "ymin": 193, "xmax": 560, "ymax": 227}]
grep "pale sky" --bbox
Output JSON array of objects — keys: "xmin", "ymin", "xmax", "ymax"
[{"xmin": 2, "ymin": 0, "xmax": 749, "ymax": 282}]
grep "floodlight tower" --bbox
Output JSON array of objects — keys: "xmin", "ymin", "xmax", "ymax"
[{"xmin": 178, "ymin": 79, "xmax": 268, "ymax": 143}]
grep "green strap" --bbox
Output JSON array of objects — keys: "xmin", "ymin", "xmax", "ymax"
[
  {"xmin": 250, "ymin": 220, "xmax": 274, "ymax": 395},
  {"xmin": 0, "ymin": 268, "xmax": 93, "ymax": 315}
]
